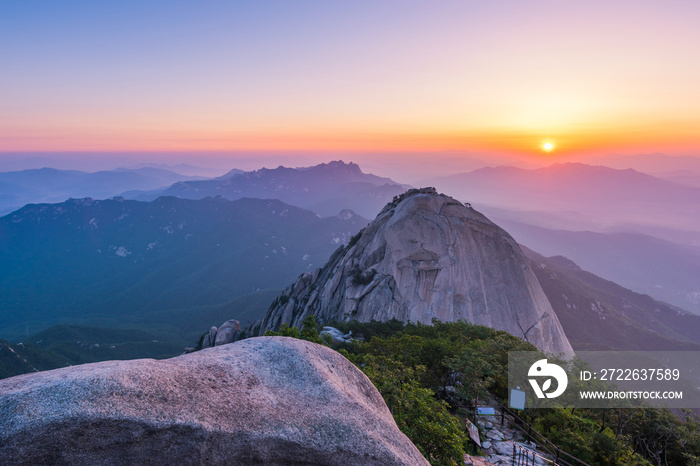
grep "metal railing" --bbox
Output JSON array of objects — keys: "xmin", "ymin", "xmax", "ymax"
[
  {"xmin": 497, "ymin": 403, "xmax": 592, "ymax": 466},
  {"xmin": 513, "ymin": 442, "xmax": 557, "ymax": 465}
]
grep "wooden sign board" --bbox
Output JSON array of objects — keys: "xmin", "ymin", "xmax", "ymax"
[{"xmin": 465, "ymin": 419, "xmax": 481, "ymax": 447}]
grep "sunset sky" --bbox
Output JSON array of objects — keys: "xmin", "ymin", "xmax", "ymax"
[{"xmin": 2, "ymin": 0, "xmax": 699, "ymax": 170}]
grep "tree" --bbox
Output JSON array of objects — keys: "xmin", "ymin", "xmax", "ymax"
[
  {"xmin": 449, "ymin": 341, "xmax": 495, "ymax": 408},
  {"xmin": 264, "ymin": 315, "xmax": 332, "ymax": 346},
  {"xmin": 343, "ymin": 351, "xmax": 468, "ymax": 466}
]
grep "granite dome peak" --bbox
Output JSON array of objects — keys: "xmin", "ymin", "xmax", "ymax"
[{"xmin": 261, "ymin": 188, "xmax": 573, "ymax": 355}]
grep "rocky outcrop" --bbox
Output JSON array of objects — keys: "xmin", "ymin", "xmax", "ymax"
[
  {"xmin": 0, "ymin": 336, "xmax": 428, "ymax": 465},
  {"xmin": 261, "ymin": 188, "xmax": 573, "ymax": 355},
  {"xmin": 201, "ymin": 325, "xmax": 218, "ymax": 348},
  {"xmin": 214, "ymin": 319, "xmax": 241, "ymax": 346},
  {"xmin": 319, "ymin": 326, "xmax": 356, "ymax": 344},
  {"xmin": 201, "ymin": 319, "xmax": 242, "ymax": 349}
]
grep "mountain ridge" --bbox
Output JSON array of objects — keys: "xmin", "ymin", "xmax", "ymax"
[
  {"xmin": 524, "ymin": 246, "xmax": 700, "ymax": 350},
  {"xmin": 431, "ymin": 162, "xmax": 700, "ymax": 245},
  {"xmin": 0, "ymin": 166, "xmax": 206, "ymax": 216},
  {"xmin": 157, "ymin": 160, "xmax": 409, "ymax": 218},
  {"xmin": 495, "ymin": 219, "xmax": 700, "ymax": 314}
]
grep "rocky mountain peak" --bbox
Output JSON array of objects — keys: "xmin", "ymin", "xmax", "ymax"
[
  {"xmin": 261, "ymin": 189, "xmax": 573, "ymax": 355},
  {"xmin": 308, "ymin": 160, "xmax": 362, "ymax": 176}
]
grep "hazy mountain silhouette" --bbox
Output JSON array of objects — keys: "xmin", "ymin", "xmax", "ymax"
[
  {"xmin": 214, "ymin": 168, "xmax": 247, "ymax": 179},
  {"xmin": 524, "ymin": 247, "xmax": 700, "ymax": 351},
  {"xmin": 0, "ymin": 167, "xmax": 207, "ymax": 216},
  {"xmin": 155, "ymin": 160, "xmax": 409, "ymax": 218},
  {"xmin": 128, "ymin": 163, "xmax": 228, "ymax": 178},
  {"xmin": 432, "ymin": 163, "xmax": 700, "ymax": 246},
  {"xmin": 494, "ymin": 219, "xmax": 700, "ymax": 314},
  {"xmin": 598, "ymin": 153, "xmax": 700, "ymax": 174},
  {"xmin": 653, "ymin": 169, "xmax": 700, "ymax": 188}
]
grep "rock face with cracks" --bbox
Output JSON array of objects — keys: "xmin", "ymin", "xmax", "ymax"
[
  {"xmin": 0, "ymin": 336, "xmax": 428, "ymax": 465},
  {"xmin": 261, "ymin": 188, "xmax": 573, "ymax": 355}
]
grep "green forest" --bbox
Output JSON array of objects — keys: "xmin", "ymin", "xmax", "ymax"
[{"xmin": 265, "ymin": 317, "xmax": 700, "ymax": 466}]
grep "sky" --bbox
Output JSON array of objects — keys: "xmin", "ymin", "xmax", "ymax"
[{"xmin": 2, "ymin": 0, "xmax": 700, "ymax": 173}]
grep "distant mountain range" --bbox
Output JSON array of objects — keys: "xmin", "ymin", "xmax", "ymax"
[
  {"xmin": 0, "ymin": 161, "xmax": 406, "ymax": 220},
  {"xmin": 595, "ymin": 153, "xmax": 700, "ymax": 174},
  {"xmin": 494, "ymin": 219, "xmax": 700, "ymax": 314},
  {"xmin": 0, "ymin": 167, "xmax": 207, "ymax": 216},
  {"xmin": 432, "ymin": 162, "xmax": 700, "ymax": 246},
  {"xmin": 525, "ymin": 247, "xmax": 700, "ymax": 351},
  {"xmin": 150, "ymin": 160, "xmax": 409, "ymax": 218},
  {"xmin": 127, "ymin": 163, "xmax": 230, "ymax": 178},
  {"xmin": 652, "ymin": 169, "xmax": 700, "ymax": 188},
  {"xmin": 0, "ymin": 196, "xmax": 367, "ymax": 341}
]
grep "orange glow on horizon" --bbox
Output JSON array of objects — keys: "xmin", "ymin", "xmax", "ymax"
[
  {"xmin": 3, "ymin": 1, "xmax": 700, "ymax": 165},
  {"xmin": 2, "ymin": 118, "xmax": 699, "ymax": 159}
]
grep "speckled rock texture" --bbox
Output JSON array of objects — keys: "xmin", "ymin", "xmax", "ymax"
[
  {"xmin": 0, "ymin": 337, "xmax": 428, "ymax": 465},
  {"xmin": 261, "ymin": 188, "xmax": 573, "ymax": 355}
]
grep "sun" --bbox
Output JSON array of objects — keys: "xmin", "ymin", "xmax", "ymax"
[{"xmin": 542, "ymin": 141, "xmax": 555, "ymax": 153}]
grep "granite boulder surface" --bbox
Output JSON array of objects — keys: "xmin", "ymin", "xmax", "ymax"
[{"xmin": 0, "ymin": 336, "xmax": 428, "ymax": 465}]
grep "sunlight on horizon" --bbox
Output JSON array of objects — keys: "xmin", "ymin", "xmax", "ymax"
[{"xmin": 1, "ymin": 1, "xmax": 699, "ymax": 161}]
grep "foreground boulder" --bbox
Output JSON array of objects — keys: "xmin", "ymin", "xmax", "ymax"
[
  {"xmin": 0, "ymin": 337, "xmax": 428, "ymax": 465},
  {"xmin": 262, "ymin": 188, "xmax": 573, "ymax": 355}
]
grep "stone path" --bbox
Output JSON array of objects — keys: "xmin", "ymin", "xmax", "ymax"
[{"xmin": 465, "ymin": 411, "xmax": 557, "ymax": 466}]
